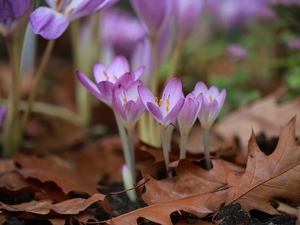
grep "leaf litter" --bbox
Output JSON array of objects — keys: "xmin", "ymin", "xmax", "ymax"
[{"xmin": 0, "ymin": 98, "xmax": 299, "ymax": 224}]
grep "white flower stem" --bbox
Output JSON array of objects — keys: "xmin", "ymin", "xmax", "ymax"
[
  {"xmin": 127, "ymin": 126, "xmax": 136, "ymax": 180},
  {"xmin": 203, "ymin": 127, "xmax": 212, "ymax": 170},
  {"xmin": 114, "ymin": 111, "xmax": 136, "ymax": 184},
  {"xmin": 161, "ymin": 126, "xmax": 171, "ymax": 177},
  {"xmin": 180, "ymin": 133, "xmax": 188, "ymax": 159}
]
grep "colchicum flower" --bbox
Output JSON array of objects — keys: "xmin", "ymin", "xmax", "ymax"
[
  {"xmin": 177, "ymin": 92, "xmax": 202, "ymax": 159},
  {"xmin": 172, "ymin": 0, "xmax": 204, "ymax": 44},
  {"xmin": 76, "ymin": 55, "xmax": 144, "ymax": 106},
  {"xmin": 30, "ymin": 0, "xmax": 118, "ymax": 40},
  {"xmin": 177, "ymin": 93, "xmax": 202, "ymax": 136},
  {"xmin": 0, "ymin": 0, "xmax": 33, "ymax": 37},
  {"xmin": 138, "ymin": 77, "xmax": 185, "ymax": 173},
  {"xmin": 194, "ymin": 82, "xmax": 226, "ymax": 129},
  {"xmin": 138, "ymin": 77, "xmax": 185, "ymax": 128},
  {"xmin": 112, "ymin": 74, "xmax": 145, "ymax": 130},
  {"xmin": 194, "ymin": 82, "xmax": 226, "ymax": 170},
  {"xmin": 102, "ymin": 8, "xmax": 146, "ymax": 61},
  {"xmin": 130, "ymin": 0, "xmax": 170, "ymax": 38}
]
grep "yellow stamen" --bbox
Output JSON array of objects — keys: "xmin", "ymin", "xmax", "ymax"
[
  {"xmin": 114, "ymin": 75, "xmax": 118, "ymax": 81},
  {"xmin": 155, "ymin": 97, "xmax": 158, "ymax": 103},
  {"xmin": 165, "ymin": 97, "xmax": 170, "ymax": 112},
  {"xmin": 123, "ymin": 97, "xmax": 127, "ymax": 103},
  {"xmin": 159, "ymin": 99, "xmax": 163, "ymax": 106},
  {"xmin": 209, "ymin": 95, "xmax": 213, "ymax": 102},
  {"xmin": 124, "ymin": 70, "xmax": 128, "ymax": 73}
]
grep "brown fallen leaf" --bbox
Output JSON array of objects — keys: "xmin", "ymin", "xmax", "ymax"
[
  {"xmin": 14, "ymin": 154, "xmax": 102, "ymax": 196},
  {"xmin": 214, "ymin": 86, "xmax": 300, "ymax": 158},
  {"xmin": 106, "ymin": 196, "xmax": 212, "ymax": 225},
  {"xmin": 138, "ymin": 158, "xmax": 244, "ymax": 212},
  {"xmin": 225, "ymin": 116, "xmax": 300, "ymax": 215},
  {"xmin": 0, "ymin": 192, "xmax": 106, "ymax": 215}
]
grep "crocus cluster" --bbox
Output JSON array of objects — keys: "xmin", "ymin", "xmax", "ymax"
[{"xmin": 77, "ymin": 54, "xmax": 226, "ymax": 174}]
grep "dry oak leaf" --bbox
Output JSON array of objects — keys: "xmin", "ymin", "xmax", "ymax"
[
  {"xmin": 14, "ymin": 154, "xmax": 102, "ymax": 196},
  {"xmin": 139, "ymin": 159, "xmax": 244, "ymax": 212},
  {"xmin": 214, "ymin": 86, "xmax": 300, "ymax": 157},
  {"xmin": 0, "ymin": 192, "xmax": 106, "ymax": 215},
  {"xmin": 225, "ymin": 116, "xmax": 300, "ymax": 215},
  {"xmin": 106, "ymin": 196, "xmax": 212, "ymax": 225}
]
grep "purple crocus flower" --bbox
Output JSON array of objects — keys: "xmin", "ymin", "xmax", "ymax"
[
  {"xmin": 130, "ymin": 0, "xmax": 170, "ymax": 38},
  {"xmin": 30, "ymin": 0, "xmax": 118, "ymax": 40},
  {"xmin": 172, "ymin": 0, "xmax": 204, "ymax": 44},
  {"xmin": 0, "ymin": 106, "xmax": 7, "ymax": 130},
  {"xmin": 102, "ymin": 8, "xmax": 146, "ymax": 61},
  {"xmin": 227, "ymin": 44, "xmax": 248, "ymax": 59},
  {"xmin": 76, "ymin": 55, "xmax": 144, "ymax": 107},
  {"xmin": 131, "ymin": 22, "xmax": 174, "ymax": 87},
  {"xmin": 138, "ymin": 77, "xmax": 185, "ymax": 128},
  {"xmin": 112, "ymin": 74, "xmax": 145, "ymax": 129},
  {"xmin": 0, "ymin": 0, "xmax": 32, "ymax": 36},
  {"xmin": 177, "ymin": 93, "xmax": 202, "ymax": 136},
  {"xmin": 194, "ymin": 82, "xmax": 226, "ymax": 129}
]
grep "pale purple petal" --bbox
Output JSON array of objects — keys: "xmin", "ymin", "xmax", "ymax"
[
  {"xmin": 68, "ymin": 0, "xmax": 107, "ymax": 20},
  {"xmin": 163, "ymin": 98, "xmax": 184, "ymax": 126},
  {"xmin": 0, "ymin": 0, "xmax": 32, "ymax": 32},
  {"xmin": 138, "ymin": 84, "xmax": 157, "ymax": 110},
  {"xmin": 198, "ymin": 98, "xmax": 219, "ymax": 128},
  {"xmin": 147, "ymin": 102, "xmax": 164, "ymax": 123},
  {"xmin": 177, "ymin": 97, "xmax": 201, "ymax": 135},
  {"xmin": 30, "ymin": 6, "xmax": 69, "ymax": 40},
  {"xmin": 107, "ymin": 55, "xmax": 130, "ymax": 79},
  {"xmin": 162, "ymin": 77, "xmax": 183, "ymax": 109},
  {"xmin": 133, "ymin": 66, "xmax": 145, "ymax": 80},
  {"xmin": 93, "ymin": 62, "xmax": 108, "ymax": 83},
  {"xmin": 173, "ymin": 0, "xmax": 204, "ymax": 43},
  {"xmin": 193, "ymin": 81, "xmax": 208, "ymax": 96},
  {"xmin": 76, "ymin": 70, "xmax": 103, "ymax": 101},
  {"xmin": 112, "ymin": 89, "xmax": 127, "ymax": 120},
  {"xmin": 96, "ymin": 81, "xmax": 114, "ymax": 106},
  {"xmin": 130, "ymin": 0, "xmax": 169, "ymax": 35}
]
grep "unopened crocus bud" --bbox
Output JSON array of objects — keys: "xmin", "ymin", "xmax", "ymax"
[
  {"xmin": 172, "ymin": 0, "xmax": 204, "ymax": 44},
  {"xmin": 130, "ymin": 0, "xmax": 170, "ymax": 38},
  {"xmin": 0, "ymin": 0, "xmax": 32, "ymax": 37},
  {"xmin": 194, "ymin": 82, "xmax": 226, "ymax": 129}
]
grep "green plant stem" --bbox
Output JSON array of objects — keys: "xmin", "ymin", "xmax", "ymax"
[
  {"xmin": 180, "ymin": 134, "xmax": 188, "ymax": 159},
  {"xmin": 165, "ymin": 41, "xmax": 183, "ymax": 86},
  {"xmin": 0, "ymin": 99, "xmax": 80, "ymax": 125},
  {"xmin": 114, "ymin": 111, "xmax": 135, "ymax": 184},
  {"xmin": 2, "ymin": 35, "xmax": 21, "ymax": 158},
  {"xmin": 20, "ymin": 40, "xmax": 55, "ymax": 136},
  {"xmin": 203, "ymin": 127, "xmax": 212, "ymax": 170}
]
